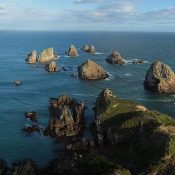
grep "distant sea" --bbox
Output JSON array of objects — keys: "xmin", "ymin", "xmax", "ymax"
[{"xmin": 0, "ymin": 31, "xmax": 175, "ymax": 166}]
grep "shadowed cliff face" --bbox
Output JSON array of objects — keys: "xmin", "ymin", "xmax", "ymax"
[{"xmin": 94, "ymin": 89, "xmax": 175, "ymax": 174}]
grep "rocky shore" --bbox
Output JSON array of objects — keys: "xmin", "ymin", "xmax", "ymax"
[{"xmin": 2, "ymin": 88, "xmax": 173, "ymax": 175}]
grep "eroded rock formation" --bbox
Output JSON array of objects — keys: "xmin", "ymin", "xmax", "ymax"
[
  {"xmin": 106, "ymin": 51, "xmax": 124, "ymax": 64},
  {"xmin": 82, "ymin": 45, "xmax": 96, "ymax": 54},
  {"xmin": 47, "ymin": 95, "xmax": 85, "ymax": 137},
  {"xmin": 68, "ymin": 45, "xmax": 78, "ymax": 57},
  {"xmin": 45, "ymin": 61, "xmax": 58, "ymax": 72},
  {"xmin": 78, "ymin": 60, "xmax": 108, "ymax": 80},
  {"xmin": 38, "ymin": 48, "xmax": 57, "ymax": 63},
  {"xmin": 26, "ymin": 50, "xmax": 37, "ymax": 64}
]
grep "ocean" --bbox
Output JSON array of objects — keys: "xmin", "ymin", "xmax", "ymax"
[{"xmin": 0, "ymin": 31, "xmax": 175, "ymax": 166}]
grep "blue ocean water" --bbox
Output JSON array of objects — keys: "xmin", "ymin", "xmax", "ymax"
[{"xmin": 0, "ymin": 31, "xmax": 175, "ymax": 166}]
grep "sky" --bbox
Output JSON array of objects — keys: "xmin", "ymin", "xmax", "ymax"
[{"xmin": 0, "ymin": 0, "xmax": 175, "ymax": 31}]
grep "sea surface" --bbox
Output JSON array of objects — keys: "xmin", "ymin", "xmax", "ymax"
[{"xmin": 0, "ymin": 31, "xmax": 175, "ymax": 166}]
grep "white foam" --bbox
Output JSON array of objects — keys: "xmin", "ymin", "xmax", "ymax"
[
  {"xmin": 125, "ymin": 73, "xmax": 133, "ymax": 76},
  {"xmin": 95, "ymin": 52, "xmax": 103, "ymax": 55}
]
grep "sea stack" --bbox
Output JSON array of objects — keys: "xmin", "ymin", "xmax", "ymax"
[
  {"xmin": 26, "ymin": 50, "xmax": 37, "ymax": 64},
  {"xmin": 38, "ymin": 48, "xmax": 57, "ymax": 63},
  {"xmin": 144, "ymin": 61, "xmax": 175, "ymax": 94},
  {"xmin": 47, "ymin": 95, "xmax": 85, "ymax": 137},
  {"xmin": 82, "ymin": 45, "xmax": 96, "ymax": 54},
  {"xmin": 68, "ymin": 45, "xmax": 78, "ymax": 57},
  {"xmin": 78, "ymin": 59, "xmax": 108, "ymax": 80},
  {"xmin": 45, "ymin": 61, "xmax": 58, "ymax": 72},
  {"xmin": 106, "ymin": 51, "xmax": 124, "ymax": 64}
]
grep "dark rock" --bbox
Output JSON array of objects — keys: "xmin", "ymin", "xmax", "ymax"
[
  {"xmin": 12, "ymin": 160, "xmax": 36, "ymax": 175},
  {"xmin": 26, "ymin": 50, "xmax": 37, "ymax": 64},
  {"xmin": 132, "ymin": 59, "xmax": 144, "ymax": 64},
  {"xmin": 23, "ymin": 124, "xmax": 40, "ymax": 133},
  {"xmin": 144, "ymin": 61, "xmax": 175, "ymax": 94},
  {"xmin": 45, "ymin": 61, "xmax": 58, "ymax": 72},
  {"xmin": 25, "ymin": 112, "xmax": 37, "ymax": 122},
  {"xmin": 106, "ymin": 51, "xmax": 124, "ymax": 64},
  {"xmin": 46, "ymin": 95, "xmax": 85, "ymax": 137},
  {"xmin": 78, "ymin": 59, "xmax": 108, "ymax": 80},
  {"xmin": 0, "ymin": 160, "xmax": 7, "ymax": 175}
]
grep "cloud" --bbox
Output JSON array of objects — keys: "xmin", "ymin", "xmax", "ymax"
[{"xmin": 0, "ymin": 5, "xmax": 7, "ymax": 14}]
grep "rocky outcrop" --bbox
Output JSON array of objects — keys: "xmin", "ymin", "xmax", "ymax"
[
  {"xmin": 38, "ymin": 48, "xmax": 57, "ymax": 63},
  {"xmin": 45, "ymin": 61, "xmax": 58, "ymax": 72},
  {"xmin": 106, "ymin": 51, "xmax": 124, "ymax": 64},
  {"xmin": 82, "ymin": 45, "xmax": 96, "ymax": 54},
  {"xmin": 12, "ymin": 160, "xmax": 36, "ymax": 175},
  {"xmin": 144, "ymin": 61, "xmax": 175, "ymax": 94},
  {"xmin": 46, "ymin": 95, "xmax": 85, "ymax": 137},
  {"xmin": 26, "ymin": 50, "xmax": 37, "ymax": 64},
  {"xmin": 68, "ymin": 45, "xmax": 78, "ymax": 57},
  {"xmin": 94, "ymin": 88, "xmax": 175, "ymax": 174},
  {"xmin": 78, "ymin": 60, "xmax": 108, "ymax": 80}
]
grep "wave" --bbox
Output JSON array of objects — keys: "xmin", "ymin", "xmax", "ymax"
[
  {"xmin": 125, "ymin": 73, "xmax": 133, "ymax": 76},
  {"xmin": 64, "ymin": 55, "xmax": 79, "ymax": 58},
  {"xmin": 95, "ymin": 52, "xmax": 104, "ymax": 55},
  {"xmin": 123, "ymin": 58, "xmax": 148, "ymax": 64}
]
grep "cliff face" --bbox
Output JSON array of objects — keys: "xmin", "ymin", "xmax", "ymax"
[
  {"xmin": 94, "ymin": 89, "xmax": 175, "ymax": 174},
  {"xmin": 144, "ymin": 61, "xmax": 175, "ymax": 94}
]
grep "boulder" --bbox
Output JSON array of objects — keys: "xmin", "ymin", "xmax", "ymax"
[
  {"xmin": 144, "ymin": 61, "xmax": 175, "ymax": 94},
  {"xmin": 26, "ymin": 50, "xmax": 37, "ymax": 64},
  {"xmin": 46, "ymin": 95, "xmax": 85, "ymax": 137},
  {"xmin": 45, "ymin": 61, "xmax": 58, "ymax": 72},
  {"xmin": 106, "ymin": 51, "xmax": 124, "ymax": 64},
  {"xmin": 132, "ymin": 59, "xmax": 144, "ymax": 64},
  {"xmin": 82, "ymin": 45, "xmax": 96, "ymax": 54},
  {"xmin": 68, "ymin": 45, "xmax": 78, "ymax": 57},
  {"xmin": 38, "ymin": 48, "xmax": 57, "ymax": 63},
  {"xmin": 78, "ymin": 60, "xmax": 108, "ymax": 80}
]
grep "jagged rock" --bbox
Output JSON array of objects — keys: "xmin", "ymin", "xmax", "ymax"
[
  {"xmin": 68, "ymin": 45, "xmax": 78, "ymax": 57},
  {"xmin": 78, "ymin": 60, "xmax": 108, "ymax": 80},
  {"xmin": 12, "ymin": 160, "xmax": 36, "ymax": 175},
  {"xmin": 144, "ymin": 61, "xmax": 175, "ymax": 94},
  {"xmin": 132, "ymin": 59, "xmax": 144, "ymax": 64},
  {"xmin": 82, "ymin": 45, "xmax": 96, "ymax": 54},
  {"xmin": 106, "ymin": 51, "xmax": 124, "ymax": 64},
  {"xmin": 46, "ymin": 95, "xmax": 85, "ymax": 137},
  {"xmin": 38, "ymin": 48, "xmax": 57, "ymax": 63},
  {"xmin": 25, "ymin": 112, "xmax": 37, "ymax": 122},
  {"xmin": 13, "ymin": 80, "xmax": 22, "ymax": 86},
  {"xmin": 45, "ymin": 61, "xmax": 58, "ymax": 72},
  {"xmin": 26, "ymin": 50, "xmax": 37, "ymax": 64}
]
